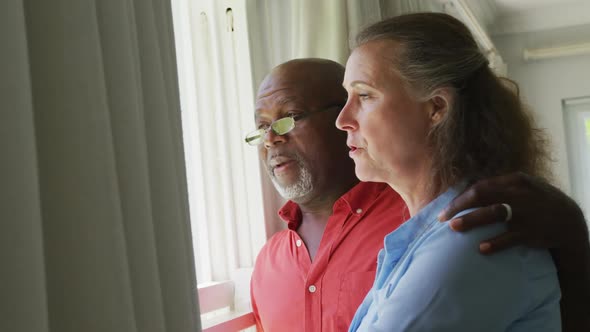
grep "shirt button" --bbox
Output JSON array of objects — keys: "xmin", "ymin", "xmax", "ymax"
[
  {"xmin": 356, "ymin": 208, "xmax": 363, "ymax": 214},
  {"xmin": 308, "ymin": 285, "xmax": 317, "ymax": 293},
  {"xmin": 296, "ymin": 239, "xmax": 302, "ymax": 247}
]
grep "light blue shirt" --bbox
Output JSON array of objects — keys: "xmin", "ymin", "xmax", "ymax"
[{"xmin": 349, "ymin": 184, "xmax": 561, "ymax": 332}]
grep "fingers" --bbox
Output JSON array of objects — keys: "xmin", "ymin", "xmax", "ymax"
[
  {"xmin": 479, "ymin": 231, "xmax": 523, "ymax": 255},
  {"xmin": 447, "ymin": 204, "xmax": 509, "ymax": 232},
  {"xmin": 438, "ymin": 182, "xmax": 499, "ymax": 221},
  {"xmin": 438, "ymin": 173, "xmax": 528, "ymax": 221},
  {"xmin": 438, "ymin": 179, "xmax": 499, "ymax": 221}
]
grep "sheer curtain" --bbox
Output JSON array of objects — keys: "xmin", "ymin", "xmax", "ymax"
[
  {"xmin": 1, "ymin": 1, "xmax": 200, "ymax": 332},
  {"xmin": 246, "ymin": 0, "xmax": 443, "ymax": 77}
]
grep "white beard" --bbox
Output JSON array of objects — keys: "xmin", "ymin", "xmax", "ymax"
[{"xmin": 271, "ymin": 161, "xmax": 314, "ymax": 200}]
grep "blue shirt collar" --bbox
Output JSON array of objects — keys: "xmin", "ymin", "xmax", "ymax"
[{"xmin": 383, "ymin": 182, "xmax": 467, "ymax": 258}]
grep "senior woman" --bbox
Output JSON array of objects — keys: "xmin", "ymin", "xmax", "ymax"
[{"xmin": 336, "ymin": 13, "xmax": 561, "ymax": 331}]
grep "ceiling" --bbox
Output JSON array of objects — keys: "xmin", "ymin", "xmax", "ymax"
[
  {"xmin": 488, "ymin": 0, "xmax": 590, "ymax": 35},
  {"xmin": 493, "ymin": 0, "xmax": 583, "ymax": 14}
]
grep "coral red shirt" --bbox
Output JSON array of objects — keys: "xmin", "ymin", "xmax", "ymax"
[{"xmin": 250, "ymin": 182, "xmax": 406, "ymax": 332}]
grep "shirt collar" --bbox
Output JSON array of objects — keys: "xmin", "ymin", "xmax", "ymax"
[
  {"xmin": 278, "ymin": 182, "xmax": 391, "ymax": 230},
  {"xmin": 382, "ymin": 182, "xmax": 468, "ymax": 255},
  {"xmin": 278, "ymin": 200, "xmax": 302, "ymax": 230}
]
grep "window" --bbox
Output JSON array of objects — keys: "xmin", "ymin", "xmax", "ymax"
[
  {"xmin": 171, "ymin": 0, "xmax": 265, "ymax": 329},
  {"xmin": 563, "ymin": 97, "xmax": 590, "ymax": 227}
]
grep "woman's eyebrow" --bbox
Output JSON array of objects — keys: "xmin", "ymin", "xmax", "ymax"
[{"xmin": 344, "ymin": 81, "xmax": 375, "ymax": 90}]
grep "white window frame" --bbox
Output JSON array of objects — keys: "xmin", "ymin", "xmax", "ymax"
[
  {"xmin": 197, "ymin": 281, "xmax": 256, "ymax": 331},
  {"xmin": 563, "ymin": 96, "xmax": 590, "ymax": 225},
  {"xmin": 171, "ymin": 0, "xmax": 266, "ymax": 329}
]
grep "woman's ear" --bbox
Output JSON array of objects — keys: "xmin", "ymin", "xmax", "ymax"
[{"xmin": 428, "ymin": 88, "xmax": 452, "ymax": 126}]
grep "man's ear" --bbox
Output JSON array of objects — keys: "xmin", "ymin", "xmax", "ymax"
[{"xmin": 428, "ymin": 88, "xmax": 452, "ymax": 126}]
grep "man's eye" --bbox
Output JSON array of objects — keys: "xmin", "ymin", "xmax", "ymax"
[
  {"xmin": 257, "ymin": 123, "xmax": 269, "ymax": 130},
  {"xmin": 359, "ymin": 93, "xmax": 370, "ymax": 100}
]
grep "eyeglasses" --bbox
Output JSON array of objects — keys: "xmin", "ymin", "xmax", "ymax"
[{"xmin": 244, "ymin": 106, "xmax": 341, "ymax": 146}]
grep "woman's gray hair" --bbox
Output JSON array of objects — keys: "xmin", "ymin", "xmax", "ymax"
[
  {"xmin": 354, "ymin": 12, "xmax": 489, "ymax": 99},
  {"xmin": 354, "ymin": 13, "xmax": 551, "ymax": 192}
]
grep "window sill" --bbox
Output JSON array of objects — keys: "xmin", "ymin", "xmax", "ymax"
[
  {"xmin": 202, "ymin": 311, "xmax": 256, "ymax": 332},
  {"xmin": 198, "ymin": 281, "xmax": 234, "ymax": 313},
  {"xmin": 198, "ymin": 280, "xmax": 256, "ymax": 331}
]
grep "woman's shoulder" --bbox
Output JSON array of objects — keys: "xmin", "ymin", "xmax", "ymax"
[
  {"xmin": 377, "ymin": 207, "xmax": 561, "ymax": 332},
  {"xmin": 419, "ymin": 208, "xmax": 557, "ymax": 282}
]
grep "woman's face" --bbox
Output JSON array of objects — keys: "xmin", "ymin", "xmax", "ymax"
[{"xmin": 336, "ymin": 40, "xmax": 438, "ymax": 185}]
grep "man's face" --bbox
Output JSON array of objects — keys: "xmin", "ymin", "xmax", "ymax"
[{"xmin": 254, "ymin": 70, "xmax": 347, "ymax": 202}]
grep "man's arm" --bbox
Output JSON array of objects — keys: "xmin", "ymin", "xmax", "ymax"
[
  {"xmin": 438, "ymin": 172, "xmax": 590, "ymax": 331},
  {"xmin": 551, "ymin": 238, "xmax": 590, "ymax": 332}
]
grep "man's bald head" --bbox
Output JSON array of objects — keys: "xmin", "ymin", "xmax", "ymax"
[{"xmin": 257, "ymin": 58, "xmax": 347, "ymax": 109}]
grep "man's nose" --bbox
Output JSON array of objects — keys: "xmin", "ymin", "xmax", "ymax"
[{"xmin": 263, "ymin": 128, "xmax": 287, "ymax": 148}]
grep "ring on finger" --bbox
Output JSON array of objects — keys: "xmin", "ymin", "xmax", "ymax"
[{"xmin": 501, "ymin": 203, "xmax": 512, "ymax": 222}]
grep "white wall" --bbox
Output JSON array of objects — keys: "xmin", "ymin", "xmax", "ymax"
[{"xmin": 493, "ymin": 23, "xmax": 590, "ymax": 193}]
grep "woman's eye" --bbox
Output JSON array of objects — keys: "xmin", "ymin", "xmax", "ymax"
[
  {"xmin": 257, "ymin": 123, "xmax": 269, "ymax": 130},
  {"xmin": 359, "ymin": 93, "xmax": 370, "ymax": 100}
]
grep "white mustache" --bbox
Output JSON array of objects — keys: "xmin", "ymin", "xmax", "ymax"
[{"xmin": 267, "ymin": 153, "xmax": 302, "ymax": 173}]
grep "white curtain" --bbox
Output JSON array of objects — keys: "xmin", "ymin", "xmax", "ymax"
[
  {"xmin": 1, "ymin": 0, "xmax": 200, "ymax": 332},
  {"xmin": 246, "ymin": 0, "xmax": 443, "ymax": 77}
]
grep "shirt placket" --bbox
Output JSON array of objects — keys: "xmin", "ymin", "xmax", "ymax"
[
  {"xmin": 306, "ymin": 202, "xmax": 363, "ymax": 331},
  {"xmin": 303, "ymin": 237, "xmax": 329, "ymax": 332}
]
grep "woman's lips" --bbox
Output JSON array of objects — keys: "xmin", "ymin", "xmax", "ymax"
[{"xmin": 348, "ymin": 146, "xmax": 361, "ymax": 157}]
